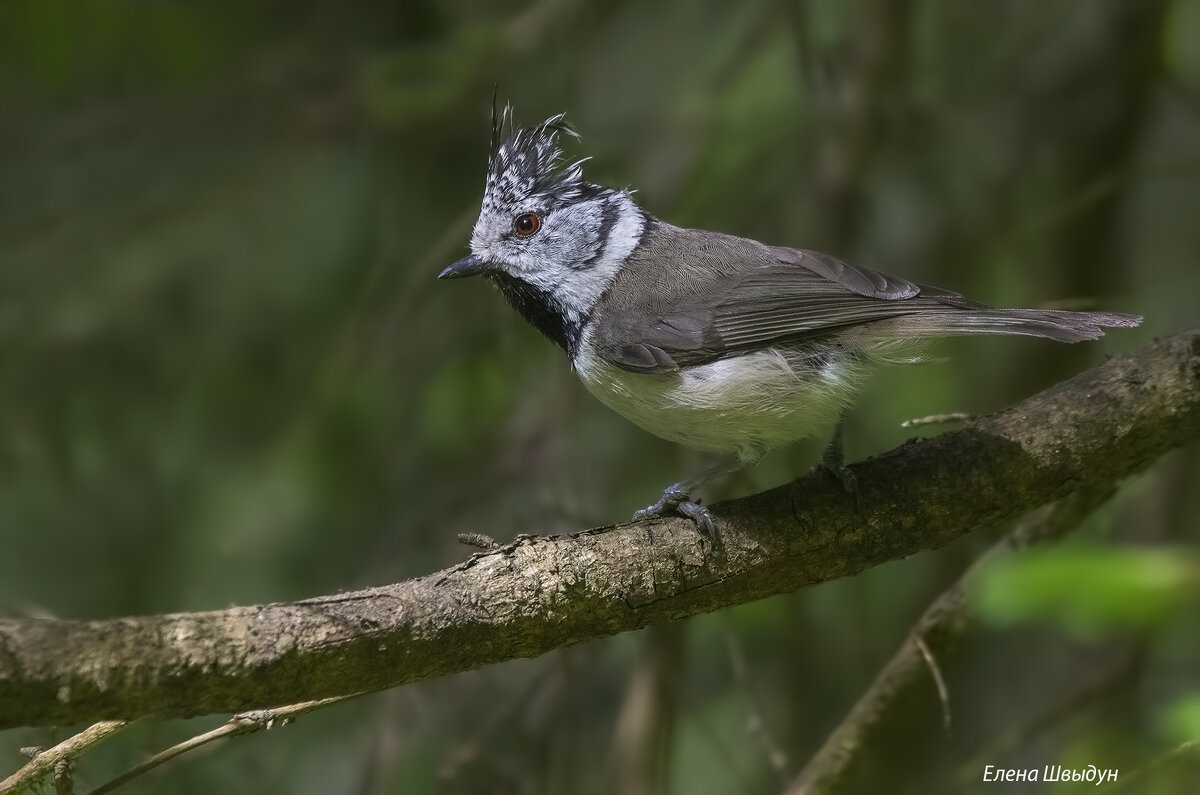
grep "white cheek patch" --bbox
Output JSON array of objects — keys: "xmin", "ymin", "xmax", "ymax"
[
  {"xmin": 597, "ymin": 197, "xmax": 645, "ymax": 276},
  {"xmin": 545, "ymin": 193, "xmax": 643, "ymax": 311},
  {"xmin": 475, "ymin": 193, "xmax": 644, "ymax": 325}
]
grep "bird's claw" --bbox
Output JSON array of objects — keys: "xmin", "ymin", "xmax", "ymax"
[
  {"xmin": 632, "ymin": 485, "xmax": 716, "ymax": 539},
  {"xmin": 819, "ymin": 460, "xmax": 858, "ymax": 494},
  {"xmin": 819, "ymin": 418, "xmax": 861, "ymax": 509},
  {"xmin": 631, "ymin": 485, "xmax": 687, "ymax": 522},
  {"xmin": 818, "ymin": 458, "xmax": 861, "ymax": 512},
  {"xmin": 675, "ymin": 500, "xmax": 716, "ymax": 538}
]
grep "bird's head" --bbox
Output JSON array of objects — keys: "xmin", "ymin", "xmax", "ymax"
[{"xmin": 441, "ymin": 105, "xmax": 645, "ymax": 331}]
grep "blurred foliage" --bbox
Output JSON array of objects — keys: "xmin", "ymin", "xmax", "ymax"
[
  {"xmin": 974, "ymin": 546, "xmax": 1199, "ymax": 636},
  {"xmin": 1, "ymin": 0, "xmax": 1198, "ymax": 792},
  {"xmin": 1159, "ymin": 692, "xmax": 1200, "ymax": 746}
]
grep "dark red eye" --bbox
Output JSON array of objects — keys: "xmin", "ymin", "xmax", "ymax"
[{"xmin": 513, "ymin": 212, "xmax": 541, "ymax": 238}]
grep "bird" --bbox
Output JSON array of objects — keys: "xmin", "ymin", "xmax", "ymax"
[{"xmin": 439, "ymin": 105, "xmax": 1141, "ymax": 535}]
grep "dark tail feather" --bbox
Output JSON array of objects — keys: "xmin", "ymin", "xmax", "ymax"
[{"xmin": 870, "ymin": 308, "xmax": 1141, "ymax": 343}]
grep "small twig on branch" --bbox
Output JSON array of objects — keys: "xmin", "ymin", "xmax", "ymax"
[
  {"xmin": 86, "ymin": 695, "xmax": 357, "ymax": 795},
  {"xmin": 0, "ymin": 721, "xmax": 129, "ymax": 794},
  {"xmin": 457, "ymin": 532, "xmax": 500, "ymax": 550},
  {"xmin": 911, "ymin": 633, "xmax": 951, "ymax": 732},
  {"xmin": 0, "ymin": 331, "xmax": 1196, "ymax": 731},
  {"xmin": 786, "ymin": 485, "xmax": 1119, "ymax": 795},
  {"xmin": 899, "ymin": 412, "xmax": 972, "ymax": 429}
]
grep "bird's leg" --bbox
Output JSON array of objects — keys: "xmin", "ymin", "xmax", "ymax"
[
  {"xmin": 818, "ymin": 413, "xmax": 859, "ymax": 501},
  {"xmin": 632, "ymin": 454, "xmax": 745, "ymax": 538}
]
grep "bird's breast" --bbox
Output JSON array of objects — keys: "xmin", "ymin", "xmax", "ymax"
[{"xmin": 572, "ymin": 331, "xmax": 866, "ymax": 459}]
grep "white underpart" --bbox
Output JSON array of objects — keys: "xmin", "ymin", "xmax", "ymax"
[{"xmin": 573, "ymin": 335, "xmax": 869, "ymax": 461}]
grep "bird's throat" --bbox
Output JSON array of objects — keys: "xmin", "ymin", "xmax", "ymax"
[{"xmin": 489, "ymin": 272, "xmax": 584, "ymax": 358}]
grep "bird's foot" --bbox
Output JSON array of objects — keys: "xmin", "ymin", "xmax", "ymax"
[
  {"xmin": 819, "ymin": 429, "xmax": 861, "ymax": 509},
  {"xmin": 632, "ymin": 484, "xmax": 716, "ymax": 539},
  {"xmin": 819, "ymin": 458, "xmax": 859, "ymax": 498}
]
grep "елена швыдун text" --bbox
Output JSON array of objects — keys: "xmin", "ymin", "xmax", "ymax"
[{"xmin": 982, "ymin": 765, "xmax": 1118, "ymax": 784}]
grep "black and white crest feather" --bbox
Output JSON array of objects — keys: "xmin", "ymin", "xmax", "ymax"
[{"xmin": 483, "ymin": 105, "xmax": 602, "ymax": 213}]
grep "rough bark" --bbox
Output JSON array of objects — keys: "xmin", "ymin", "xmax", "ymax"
[{"xmin": 0, "ymin": 331, "xmax": 1197, "ymax": 730}]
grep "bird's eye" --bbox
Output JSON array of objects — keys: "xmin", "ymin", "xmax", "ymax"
[{"xmin": 513, "ymin": 212, "xmax": 541, "ymax": 238}]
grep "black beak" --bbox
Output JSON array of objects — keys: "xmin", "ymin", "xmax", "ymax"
[{"xmin": 438, "ymin": 254, "xmax": 493, "ymax": 279}]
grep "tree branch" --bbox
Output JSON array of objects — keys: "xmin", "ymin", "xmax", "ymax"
[
  {"xmin": 0, "ymin": 720, "xmax": 129, "ymax": 793},
  {"xmin": 86, "ymin": 696, "xmax": 353, "ymax": 795},
  {"xmin": 1, "ymin": 331, "xmax": 1197, "ymax": 729}
]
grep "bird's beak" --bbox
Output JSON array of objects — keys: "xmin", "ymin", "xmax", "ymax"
[{"xmin": 438, "ymin": 254, "xmax": 493, "ymax": 279}]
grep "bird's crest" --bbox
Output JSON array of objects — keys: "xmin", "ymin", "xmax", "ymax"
[{"xmin": 482, "ymin": 103, "xmax": 598, "ymax": 213}]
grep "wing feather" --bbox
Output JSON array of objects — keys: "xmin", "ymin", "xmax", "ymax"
[{"xmin": 588, "ymin": 225, "xmax": 1134, "ymax": 374}]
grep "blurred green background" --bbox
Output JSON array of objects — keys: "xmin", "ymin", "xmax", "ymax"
[{"xmin": 2, "ymin": 0, "xmax": 1199, "ymax": 792}]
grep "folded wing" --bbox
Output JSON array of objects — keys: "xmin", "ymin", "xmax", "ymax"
[{"xmin": 590, "ymin": 230, "xmax": 1138, "ymax": 374}]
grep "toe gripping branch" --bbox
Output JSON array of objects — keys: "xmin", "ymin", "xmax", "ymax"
[
  {"xmin": 818, "ymin": 415, "xmax": 861, "ymax": 507},
  {"xmin": 632, "ymin": 483, "xmax": 717, "ymax": 538}
]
